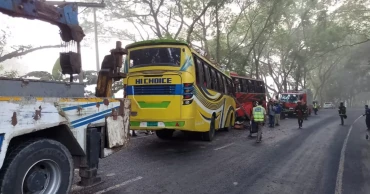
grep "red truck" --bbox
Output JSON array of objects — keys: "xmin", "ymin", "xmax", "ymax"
[{"xmin": 280, "ymin": 89, "xmax": 313, "ymax": 118}]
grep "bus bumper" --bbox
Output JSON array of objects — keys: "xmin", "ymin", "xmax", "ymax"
[{"xmin": 129, "ymin": 118, "xmax": 196, "ymax": 131}]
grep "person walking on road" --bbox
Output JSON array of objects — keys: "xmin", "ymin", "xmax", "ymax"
[
  {"xmin": 313, "ymin": 102, "xmax": 318, "ymax": 115},
  {"xmin": 274, "ymin": 101, "xmax": 282, "ymax": 126},
  {"xmin": 363, "ymin": 105, "xmax": 370, "ymax": 130},
  {"xmin": 302, "ymin": 101, "xmax": 308, "ymax": 120},
  {"xmin": 252, "ymin": 101, "xmax": 266, "ymax": 143},
  {"xmin": 295, "ymin": 101, "xmax": 304, "ymax": 129},
  {"xmin": 268, "ymin": 100, "xmax": 276, "ymax": 128},
  {"xmin": 338, "ymin": 102, "xmax": 347, "ymax": 125}
]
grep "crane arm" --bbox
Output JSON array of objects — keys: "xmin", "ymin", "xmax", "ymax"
[{"xmin": 0, "ymin": 0, "xmax": 84, "ymax": 42}]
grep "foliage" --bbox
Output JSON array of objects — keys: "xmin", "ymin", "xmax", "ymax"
[{"xmin": 2, "ymin": 0, "xmax": 370, "ymax": 103}]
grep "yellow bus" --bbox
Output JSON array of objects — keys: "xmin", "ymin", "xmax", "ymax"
[{"xmin": 124, "ymin": 39, "xmax": 236, "ymax": 141}]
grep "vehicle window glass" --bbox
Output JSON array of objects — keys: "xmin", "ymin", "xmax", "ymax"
[
  {"xmin": 129, "ymin": 47, "xmax": 181, "ymax": 67},
  {"xmin": 235, "ymin": 78, "xmax": 241, "ymax": 92},
  {"xmin": 194, "ymin": 55, "xmax": 204, "ymax": 86},
  {"xmin": 256, "ymin": 81, "xmax": 263, "ymax": 93},
  {"xmin": 280, "ymin": 94, "xmax": 299, "ymax": 103},
  {"xmin": 227, "ymin": 79, "xmax": 233, "ymax": 94},
  {"xmin": 247, "ymin": 80, "xmax": 252, "ymax": 92},
  {"xmin": 216, "ymin": 72, "xmax": 224, "ymax": 93},
  {"xmin": 210, "ymin": 68, "xmax": 219, "ymax": 91},
  {"xmin": 222, "ymin": 76, "xmax": 228, "ymax": 94},
  {"xmin": 261, "ymin": 82, "xmax": 266, "ymax": 93},
  {"xmin": 241, "ymin": 79, "xmax": 248, "ymax": 92},
  {"xmin": 250, "ymin": 80, "xmax": 256, "ymax": 93},
  {"xmin": 203, "ymin": 63, "xmax": 211, "ymax": 88}
]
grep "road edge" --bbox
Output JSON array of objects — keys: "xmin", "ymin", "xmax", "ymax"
[{"xmin": 335, "ymin": 115, "xmax": 363, "ymax": 194}]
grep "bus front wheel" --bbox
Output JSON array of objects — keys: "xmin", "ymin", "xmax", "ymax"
[
  {"xmin": 155, "ymin": 129, "xmax": 174, "ymax": 140},
  {"xmin": 203, "ymin": 116, "xmax": 216, "ymax": 141}
]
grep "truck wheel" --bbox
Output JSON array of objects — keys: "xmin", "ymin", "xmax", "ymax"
[
  {"xmin": 155, "ymin": 129, "xmax": 174, "ymax": 139},
  {"xmin": 203, "ymin": 116, "xmax": 215, "ymax": 141},
  {"xmin": 0, "ymin": 139, "xmax": 73, "ymax": 194}
]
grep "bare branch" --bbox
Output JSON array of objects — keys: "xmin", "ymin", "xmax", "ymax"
[{"xmin": 0, "ymin": 45, "xmax": 60, "ymax": 63}]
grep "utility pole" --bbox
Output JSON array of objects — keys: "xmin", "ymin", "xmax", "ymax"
[
  {"xmin": 93, "ymin": 8, "xmax": 100, "ymax": 71},
  {"xmin": 45, "ymin": 1, "xmax": 105, "ymax": 82}
]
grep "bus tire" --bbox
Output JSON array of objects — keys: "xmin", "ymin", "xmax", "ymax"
[
  {"xmin": 203, "ymin": 116, "xmax": 216, "ymax": 141},
  {"xmin": 155, "ymin": 129, "xmax": 174, "ymax": 139},
  {"xmin": 0, "ymin": 138, "xmax": 73, "ymax": 194}
]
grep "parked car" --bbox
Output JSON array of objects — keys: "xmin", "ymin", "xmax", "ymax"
[{"xmin": 323, "ymin": 102, "xmax": 335, "ymax": 109}]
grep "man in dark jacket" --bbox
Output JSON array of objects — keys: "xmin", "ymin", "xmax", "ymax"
[
  {"xmin": 302, "ymin": 101, "xmax": 308, "ymax": 120},
  {"xmin": 338, "ymin": 102, "xmax": 346, "ymax": 125},
  {"xmin": 295, "ymin": 101, "xmax": 304, "ymax": 129},
  {"xmin": 363, "ymin": 105, "xmax": 370, "ymax": 130}
]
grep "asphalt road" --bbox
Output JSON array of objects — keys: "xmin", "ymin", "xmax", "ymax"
[{"xmin": 71, "ymin": 108, "xmax": 370, "ymax": 194}]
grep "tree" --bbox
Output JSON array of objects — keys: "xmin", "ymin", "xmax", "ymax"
[{"xmin": 0, "ymin": 25, "xmax": 60, "ymax": 63}]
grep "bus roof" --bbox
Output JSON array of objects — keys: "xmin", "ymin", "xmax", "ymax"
[
  {"xmin": 230, "ymin": 74, "xmax": 264, "ymax": 82},
  {"xmin": 125, "ymin": 39, "xmax": 189, "ymax": 49}
]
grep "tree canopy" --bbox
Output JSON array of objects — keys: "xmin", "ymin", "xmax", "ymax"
[{"xmin": 1, "ymin": 0, "xmax": 370, "ymax": 104}]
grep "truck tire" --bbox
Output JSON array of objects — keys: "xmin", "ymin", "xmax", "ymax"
[{"xmin": 0, "ymin": 139, "xmax": 73, "ymax": 194}]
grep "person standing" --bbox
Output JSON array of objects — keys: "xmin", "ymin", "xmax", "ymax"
[
  {"xmin": 274, "ymin": 101, "xmax": 282, "ymax": 126},
  {"xmin": 363, "ymin": 105, "xmax": 370, "ymax": 130},
  {"xmin": 295, "ymin": 101, "xmax": 304, "ymax": 129},
  {"xmin": 252, "ymin": 101, "xmax": 266, "ymax": 143},
  {"xmin": 268, "ymin": 100, "xmax": 275, "ymax": 128},
  {"xmin": 338, "ymin": 102, "xmax": 346, "ymax": 125},
  {"xmin": 302, "ymin": 101, "xmax": 308, "ymax": 120},
  {"xmin": 249, "ymin": 101, "xmax": 258, "ymax": 138},
  {"xmin": 313, "ymin": 102, "xmax": 318, "ymax": 115}
]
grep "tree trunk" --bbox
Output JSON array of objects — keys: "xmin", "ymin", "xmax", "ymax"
[{"xmin": 215, "ymin": 4, "xmax": 220, "ymax": 62}]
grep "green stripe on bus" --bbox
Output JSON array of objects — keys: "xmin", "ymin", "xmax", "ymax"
[
  {"xmin": 138, "ymin": 101, "xmax": 170, "ymax": 108},
  {"xmin": 130, "ymin": 121, "xmax": 140, "ymax": 126}
]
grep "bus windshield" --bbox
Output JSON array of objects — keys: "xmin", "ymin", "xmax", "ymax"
[
  {"xmin": 280, "ymin": 94, "xmax": 299, "ymax": 103},
  {"xmin": 129, "ymin": 47, "xmax": 181, "ymax": 68}
]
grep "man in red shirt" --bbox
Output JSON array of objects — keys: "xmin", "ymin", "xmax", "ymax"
[{"xmin": 295, "ymin": 101, "xmax": 305, "ymax": 129}]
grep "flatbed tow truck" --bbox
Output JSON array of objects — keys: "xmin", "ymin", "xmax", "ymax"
[{"xmin": 0, "ymin": 0, "xmax": 130, "ymax": 193}]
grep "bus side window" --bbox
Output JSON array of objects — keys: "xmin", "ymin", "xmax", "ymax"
[
  {"xmin": 194, "ymin": 55, "xmax": 204, "ymax": 86},
  {"xmin": 203, "ymin": 63, "xmax": 211, "ymax": 88},
  {"xmin": 216, "ymin": 72, "xmax": 224, "ymax": 94},
  {"xmin": 227, "ymin": 79, "xmax": 233, "ymax": 95},
  {"xmin": 246, "ymin": 80, "xmax": 251, "ymax": 92},
  {"xmin": 241, "ymin": 79, "xmax": 247, "ymax": 92},
  {"xmin": 237, "ymin": 78, "xmax": 241, "ymax": 92},
  {"xmin": 260, "ymin": 81, "xmax": 266, "ymax": 93},
  {"xmin": 222, "ymin": 76, "xmax": 227, "ymax": 94},
  {"xmin": 210, "ymin": 68, "xmax": 219, "ymax": 91},
  {"xmin": 250, "ymin": 80, "xmax": 255, "ymax": 93},
  {"xmin": 256, "ymin": 81, "xmax": 261, "ymax": 93}
]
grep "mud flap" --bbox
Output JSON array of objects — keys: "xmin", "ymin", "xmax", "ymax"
[{"xmin": 78, "ymin": 127, "xmax": 101, "ymax": 187}]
